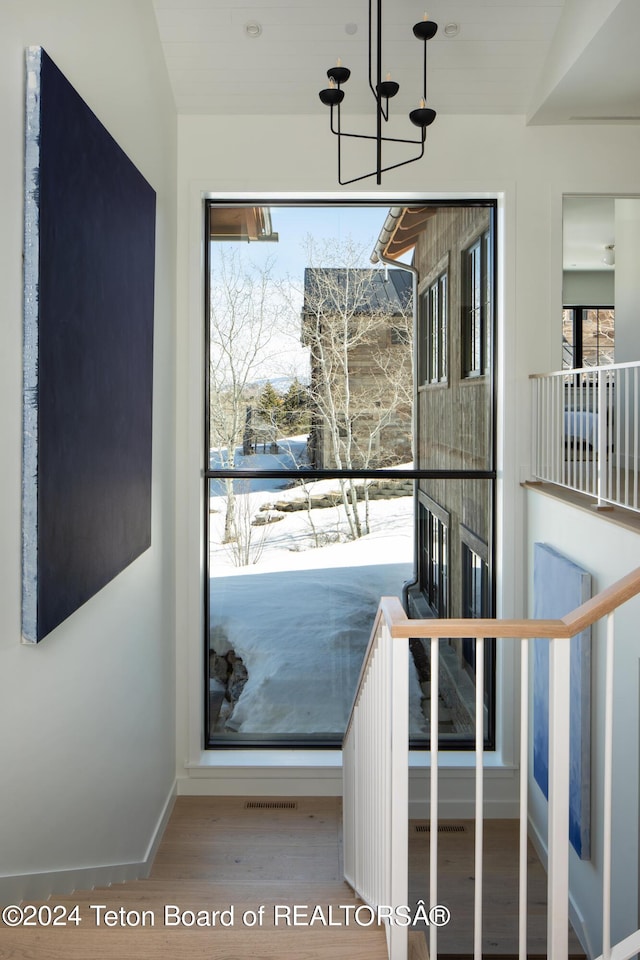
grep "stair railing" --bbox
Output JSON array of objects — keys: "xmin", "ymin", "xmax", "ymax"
[{"xmin": 342, "ymin": 566, "xmax": 640, "ymax": 960}]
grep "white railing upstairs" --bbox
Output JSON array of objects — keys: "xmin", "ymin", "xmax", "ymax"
[
  {"xmin": 530, "ymin": 360, "xmax": 640, "ymax": 512},
  {"xmin": 342, "ymin": 566, "xmax": 640, "ymax": 960},
  {"xmin": 343, "ymin": 598, "xmax": 409, "ymax": 960}
]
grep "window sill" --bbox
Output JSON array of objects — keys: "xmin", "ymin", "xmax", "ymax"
[
  {"xmin": 418, "ymin": 380, "xmax": 448, "ymax": 393},
  {"xmin": 184, "ymin": 748, "xmax": 515, "ymax": 774},
  {"xmin": 186, "ymin": 749, "xmax": 342, "ymax": 771}
]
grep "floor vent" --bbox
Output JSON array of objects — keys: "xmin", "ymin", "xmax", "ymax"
[
  {"xmin": 414, "ymin": 823, "xmax": 466, "ymax": 834},
  {"xmin": 244, "ymin": 800, "xmax": 298, "ymax": 810}
]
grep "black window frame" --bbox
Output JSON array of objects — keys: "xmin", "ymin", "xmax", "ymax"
[
  {"xmin": 460, "ymin": 528, "xmax": 490, "ymax": 665},
  {"xmin": 462, "ymin": 229, "xmax": 491, "ymax": 378},
  {"xmin": 418, "ymin": 493, "xmax": 449, "ymax": 617},
  {"xmin": 204, "ymin": 197, "xmax": 497, "ymax": 752},
  {"xmin": 562, "ymin": 305, "xmax": 615, "ymax": 369},
  {"xmin": 419, "ymin": 263, "xmax": 448, "ymax": 386},
  {"xmin": 460, "ymin": 529, "xmax": 494, "ymax": 743}
]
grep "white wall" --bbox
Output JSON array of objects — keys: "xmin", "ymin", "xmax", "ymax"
[
  {"xmin": 614, "ymin": 198, "xmax": 640, "ymax": 362},
  {"xmin": 174, "ymin": 111, "xmax": 640, "ymax": 804},
  {"xmin": 0, "ymin": 1, "xmax": 177, "ymax": 903},
  {"xmin": 526, "ymin": 489, "xmax": 640, "ymax": 957}
]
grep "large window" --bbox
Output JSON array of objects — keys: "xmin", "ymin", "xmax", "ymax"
[{"xmin": 205, "ymin": 200, "xmax": 496, "ymax": 749}]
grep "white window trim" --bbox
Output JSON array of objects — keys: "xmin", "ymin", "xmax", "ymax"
[{"xmin": 177, "ymin": 188, "xmax": 517, "ymax": 800}]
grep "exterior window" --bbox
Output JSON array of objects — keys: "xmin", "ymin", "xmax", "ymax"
[
  {"xmin": 462, "ymin": 231, "xmax": 491, "ymax": 378},
  {"xmin": 419, "ymin": 500, "xmax": 448, "ymax": 617},
  {"xmin": 562, "ymin": 306, "xmax": 614, "ymax": 368},
  {"xmin": 461, "ymin": 538, "xmax": 489, "ymax": 670},
  {"xmin": 420, "ymin": 273, "xmax": 448, "ymax": 383},
  {"xmin": 462, "ymin": 541, "xmax": 488, "ymax": 619},
  {"xmin": 390, "ymin": 324, "xmax": 410, "ymax": 345}
]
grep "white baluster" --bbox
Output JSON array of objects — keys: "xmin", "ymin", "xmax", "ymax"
[
  {"xmin": 547, "ymin": 635, "xmax": 571, "ymax": 960},
  {"xmin": 430, "ymin": 635, "xmax": 440, "ymax": 960},
  {"xmin": 519, "ymin": 637, "xmax": 529, "ymax": 960},
  {"xmin": 602, "ymin": 613, "xmax": 614, "ymax": 960},
  {"xmin": 475, "ymin": 637, "xmax": 484, "ymax": 960}
]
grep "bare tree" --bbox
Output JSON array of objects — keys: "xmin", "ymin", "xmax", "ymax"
[
  {"xmin": 298, "ymin": 238, "xmax": 413, "ymax": 539},
  {"xmin": 224, "ymin": 483, "xmax": 271, "ymax": 567},
  {"xmin": 209, "ymin": 248, "xmax": 283, "ymax": 542}
]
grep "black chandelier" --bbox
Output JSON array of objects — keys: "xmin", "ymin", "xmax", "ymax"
[{"xmin": 319, "ymin": 3, "xmax": 437, "ymax": 186}]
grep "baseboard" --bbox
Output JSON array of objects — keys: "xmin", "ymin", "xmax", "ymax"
[
  {"xmin": 0, "ymin": 780, "xmax": 176, "ymax": 908},
  {"xmin": 179, "ymin": 752, "xmax": 344, "ymax": 796},
  {"xmin": 179, "ymin": 756, "xmax": 520, "ymax": 814},
  {"xmin": 528, "ymin": 816, "xmax": 593, "ymax": 960},
  {"xmin": 408, "ymin": 765, "xmax": 520, "ymax": 819},
  {"xmin": 408, "ymin": 799, "xmax": 520, "ymax": 818},
  {"xmin": 178, "ymin": 770, "xmax": 344, "ymax": 796}
]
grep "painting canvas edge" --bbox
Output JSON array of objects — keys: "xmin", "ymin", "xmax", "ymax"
[{"xmin": 22, "ymin": 45, "xmax": 43, "ymax": 645}]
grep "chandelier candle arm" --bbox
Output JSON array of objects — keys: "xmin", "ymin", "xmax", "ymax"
[
  {"xmin": 318, "ymin": 0, "xmax": 438, "ymax": 184},
  {"xmin": 414, "ymin": 16, "xmax": 437, "ymax": 107}
]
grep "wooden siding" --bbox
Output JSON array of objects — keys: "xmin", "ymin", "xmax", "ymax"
[{"xmin": 415, "ymin": 206, "xmax": 493, "ymax": 620}]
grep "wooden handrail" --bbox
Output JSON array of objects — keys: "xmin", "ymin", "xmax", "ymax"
[
  {"xmin": 345, "ymin": 566, "xmax": 640, "ymax": 739},
  {"xmin": 377, "ymin": 565, "xmax": 640, "ymax": 640},
  {"xmin": 344, "ymin": 565, "xmax": 640, "ymax": 960}
]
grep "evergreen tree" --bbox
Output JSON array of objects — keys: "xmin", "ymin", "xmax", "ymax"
[
  {"xmin": 282, "ymin": 378, "xmax": 310, "ymax": 431},
  {"xmin": 258, "ymin": 381, "xmax": 283, "ymax": 424}
]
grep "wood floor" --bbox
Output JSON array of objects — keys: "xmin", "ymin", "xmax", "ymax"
[
  {"xmin": 2, "ymin": 798, "xmax": 388, "ymax": 960},
  {"xmin": 408, "ymin": 819, "xmax": 585, "ymax": 957},
  {"xmin": 2, "ymin": 798, "xmax": 585, "ymax": 960}
]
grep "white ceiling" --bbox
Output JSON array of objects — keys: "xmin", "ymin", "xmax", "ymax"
[
  {"xmin": 152, "ymin": 1, "xmax": 639, "ymax": 273},
  {"xmin": 151, "ymin": 0, "xmax": 640, "ymax": 121}
]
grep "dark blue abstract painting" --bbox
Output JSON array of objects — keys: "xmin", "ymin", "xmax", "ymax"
[
  {"xmin": 533, "ymin": 542, "xmax": 591, "ymax": 859},
  {"xmin": 23, "ymin": 47, "xmax": 156, "ymax": 643}
]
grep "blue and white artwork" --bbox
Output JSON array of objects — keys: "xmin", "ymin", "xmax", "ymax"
[
  {"xmin": 22, "ymin": 47, "xmax": 156, "ymax": 643},
  {"xmin": 533, "ymin": 542, "xmax": 591, "ymax": 859}
]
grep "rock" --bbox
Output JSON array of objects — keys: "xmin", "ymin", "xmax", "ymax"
[
  {"xmin": 227, "ymin": 651, "xmax": 248, "ymax": 704},
  {"xmin": 252, "ymin": 512, "xmax": 285, "ymax": 526},
  {"xmin": 210, "ymin": 651, "xmax": 231, "ymax": 685}
]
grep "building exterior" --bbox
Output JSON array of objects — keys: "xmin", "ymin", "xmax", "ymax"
[
  {"xmin": 375, "ymin": 206, "xmax": 497, "ymax": 739},
  {"xmin": 302, "ymin": 267, "xmax": 413, "ymax": 469},
  {"xmin": 409, "ymin": 205, "xmax": 493, "ymax": 619}
]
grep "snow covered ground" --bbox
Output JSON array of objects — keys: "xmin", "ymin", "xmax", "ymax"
[{"xmin": 208, "ymin": 439, "xmax": 427, "ymax": 737}]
